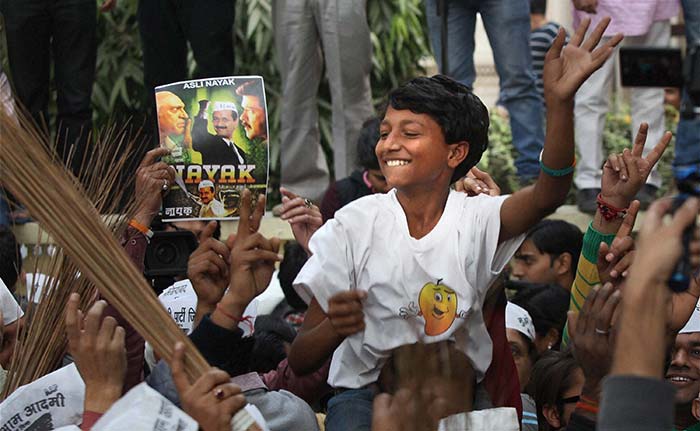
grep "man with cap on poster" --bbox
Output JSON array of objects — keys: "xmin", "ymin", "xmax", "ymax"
[
  {"xmin": 192, "ymin": 100, "xmax": 247, "ymax": 166},
  {"xmin": 669, "ymin": 303, "xmax": 700, "ymax": 431},
  {"xmin": 197, "ymin": 180, "xmax": 226, "ymax": 218},
  {"xmin": 505, "ymin": 302, "xmax": 538, "ymax": 431}
]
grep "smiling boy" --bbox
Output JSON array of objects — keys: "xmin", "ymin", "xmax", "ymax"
[{"xmin": 289, "ymin": 18, "xmax": 622, "ymax": 431}]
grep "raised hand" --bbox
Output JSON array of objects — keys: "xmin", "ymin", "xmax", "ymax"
[
  {"xmin": 543, "ymin": 16, "xmax": 623, "ymax": 103},
  {"xmin": 613, "ymin": 197, "xmax": 700, "ymax": 379},
  {"xmin": 372, "ymin": 389, "xmax": 447, "ymax": 431},
  {"xmin": 279, "ymin": 187, "xmax": 323, "ymax": 255},
  {"xmin": 170, "ymin": 342, "xmax": 246, "ymax": 431},
  {"xmin": 567, "ymin": 282, "xmax": 620, "ymax": 398},
  {"xmin": 65, "ymin": 293, "xmax": 126, "ymax": 413},
  {"xmin": 597, "ymin": 201, "xmax": 640, "ymax": 286},
  {"xmin": 214, "ymin": 190, "xmax": 281, "ymax": 326},
  {"xmin": 134, "ymin": 147, "xmax": 176, "ymax": 227},
  {"xmin": 454, "ymin": 167, "xmax": 501, "ymax": 197},
  {"xmin": 187, "ymin": 221, "xmax": 231, "ymax": 316},
  {"xmin": 601, "ymin": 123, "xmax": 672, "ymax": 208}
]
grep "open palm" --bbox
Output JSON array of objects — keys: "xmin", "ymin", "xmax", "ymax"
[{"xmin": 543, "ymin": 17, "xmax": 623, "ymax": 102}]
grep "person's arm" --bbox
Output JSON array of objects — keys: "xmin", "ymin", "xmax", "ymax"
[
  {"xmin": 66, "ymin": 294, "xmax": 126, "ymax": 417},
  {"xmin": 187, "ymin": 221, "xmax": 230, "ymax": 327},
  {"xmin": 499, "ymin": 18, "xmax": 622, "ymax": 242},
  {"xmin": 261, "ymin": 357, "xmax": 332, "ymax": 404},
  {"xmin": 599, "ymin": 198, "xmax": 700, "ymax": 431},
  {"xmin": 561, "ymin": 123, "xmax": 673, "ymax": 346},
  {"xmin": 110, "ymin": 147, "xmax": 176, "ymax": 391},
  {"xmin": 287, "ymin": 296, "xmax": 352, "ymax": 376}
]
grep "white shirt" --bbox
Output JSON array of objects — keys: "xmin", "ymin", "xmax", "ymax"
[
  {"xmin": 198, "ymin": 199, "xmax": 226, "ymax": 218},
  {"xmin": 294, "ymin": 189, "xmax": 524, "ymax": 388}
]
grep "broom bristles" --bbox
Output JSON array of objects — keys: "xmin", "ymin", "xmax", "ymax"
[{"xmin": 0, "ymin": 108, "xmax": 209, "ymax": 387}]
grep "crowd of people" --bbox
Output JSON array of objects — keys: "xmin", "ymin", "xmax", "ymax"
[{"xmin": 0, "ymin": 0, "xmax": 700, "ymax": 430}]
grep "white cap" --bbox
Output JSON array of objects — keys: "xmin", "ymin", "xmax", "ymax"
[
  {"xmin": 505, "ymin": 302, "xmax": 536, "ymax": 342},
  {"xmin": 198, "ymin": 180, "xmax": 215, "ymax": 190},
  {"xmin": 680, "ymin": 300, "xmax": 700, "ymax": 334},
  {"xmin": 212, "ymin": 101, "xmax": 237, "ymax": 115}
]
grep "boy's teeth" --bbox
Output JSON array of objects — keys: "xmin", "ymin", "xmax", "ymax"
[{"xmin": 386, "ymin": 160, "xmax": 409, "ymax": 167}]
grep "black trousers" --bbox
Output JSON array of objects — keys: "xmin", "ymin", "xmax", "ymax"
[
  {"xmin": 137, "ymin": 0, "xmax": 235, "ymax": 95},
  {"xmin": 1, "ymin": 0, "xmax": 96, "ymax": 173},
  {"xmin": 137, "ymin": 0, "xmax": 235, "ymax": 147}
]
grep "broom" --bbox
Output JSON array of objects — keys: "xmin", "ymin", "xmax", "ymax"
[
  {"xmin": 2, "ymin": 121, "xmax": 144, "ymax": 397},
  {"xmin": 0, "ymin": 109, "xmax": 209, "ymax": 385}
]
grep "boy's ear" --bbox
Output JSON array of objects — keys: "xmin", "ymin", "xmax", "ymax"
[
  {"xmin": 447, "ymin": 140, "xmax": 469, "ymax": 169},
  {"xmin": 553, "ymin": 252, "xmax": 573, "ymax": 276}
]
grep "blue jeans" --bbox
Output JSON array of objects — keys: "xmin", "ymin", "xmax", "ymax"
[
  {"xmin": 674, "ymin": 0, "xmax": 700, "ymax": 169},
  {"xmin": 325, "ymin": 388, "xmax": 374, "ymax": 431},
  {"xmin": 425, "ymin": 0, "xmax": 544, "ymax": 181}
]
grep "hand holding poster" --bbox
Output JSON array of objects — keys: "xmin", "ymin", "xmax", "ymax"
[{"xmin": 155, "ymin": 76, "xmax": 269, "ymax": 221}]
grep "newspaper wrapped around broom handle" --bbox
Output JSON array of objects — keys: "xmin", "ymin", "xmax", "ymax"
[{"xmin": 0, "ymin": 111, "xmax": 259, "ymax": 430}]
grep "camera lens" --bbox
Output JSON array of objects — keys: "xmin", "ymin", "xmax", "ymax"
[{"xmin": 155, "ymin": 242, "xmax": 178, "ymax": 265}]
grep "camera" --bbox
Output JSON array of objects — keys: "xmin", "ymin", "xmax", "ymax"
[
  {"xmin": 620, "ymin": 42, "xmax": 700, "ymax": 119},
  {"xmin": 143, "ymin": 216, "xmax": 199, "ymax": 295}
]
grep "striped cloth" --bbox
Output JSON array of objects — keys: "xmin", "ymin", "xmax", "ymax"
[
  {"xmin": 530, "ymin": 22, "xmax": 564, "ymax": 101},
  {"xmin": 521, "ymin": 393, "xmax": 539, "ymax": 431},
  {"xmin": 562, "ymin": 222, "xmax": 617, "ymax": 347}
]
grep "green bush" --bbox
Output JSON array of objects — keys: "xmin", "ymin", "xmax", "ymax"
[{"xmin": 481, "ymin": 104, "xmax": 678, "ymax": 200}]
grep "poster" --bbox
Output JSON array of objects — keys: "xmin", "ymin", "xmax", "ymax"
[
  {"xmin": 91, "ymin": 383, "xmax": 198, "ymax": 431},
  {"xmin": 0, "ymin": 364, "xmax": 84, "ymax": 431},
  {"xmin": 155, "ymin": 76, "xmax": 269, "ymax": 221}
]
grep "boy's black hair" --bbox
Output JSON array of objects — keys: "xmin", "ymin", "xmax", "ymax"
[
  {"xmin": 526, "ymin": 220, "xmax": 583, "ymax": 273},
  {"xmin": 250, "ymin": 315, "xmax": 297, "ymax": 373},
  {"xmin": 356, "ymin": 117, "xmax": 381, "ymax": 171},
  {"xmin": 510, "ymin": 282, "xmax": 569, "ymax": 349},
  {"xmin": 278, "ymin": 241, "xmax": 309, "ymax": 311},
  {"xmin": 383, "ymin": 75, "xmax": 490, "ymax": 183},
  {"xmin": 530, "ymin": 0, "xmax": 547, "ymax": 15},
  {"xmin": 0, "ymin": 226, "xmax": 21, "ymax": 291}
]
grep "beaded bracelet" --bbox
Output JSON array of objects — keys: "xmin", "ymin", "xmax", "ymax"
[
  {"xmin": 596, "ymin": 194, "xmax": 629, "ymax": 221},
  {"xmin": 539, "ymin": 150, "xmax": 576, "ymax": 177}
]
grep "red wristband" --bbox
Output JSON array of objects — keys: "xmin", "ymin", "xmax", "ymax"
[
  {"xmin": 596, "ymin": 194, "xmax": 628, "ymax": 221},
  {"xmin": 215, "ymin": 303, "xmax": 254, "ymax": 333}
]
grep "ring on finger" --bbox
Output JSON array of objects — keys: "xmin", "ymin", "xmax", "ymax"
[
  {"xmin": 594, "ymin": 327, "xmax": 609, "ymax": 335},
  {"xmin": 213, "ymin": 387, "xmax": 224, "ymax": 400},
  {"xmin": 303, "ymin": 198, "xmax": 313, "ymax": 208},
  {"xmin": 162, "ymin": 179, "xmax": 169, "ymax": 192}
]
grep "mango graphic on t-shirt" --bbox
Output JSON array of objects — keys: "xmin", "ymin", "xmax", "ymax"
[{"xmin": 418, "ymin": 279, "xmax": 457, "ymax": 336}]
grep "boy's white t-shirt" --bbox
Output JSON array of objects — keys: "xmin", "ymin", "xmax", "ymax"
[{"xmin": 294, "ymin": 189, "xmax": 525, "ymax": 389}]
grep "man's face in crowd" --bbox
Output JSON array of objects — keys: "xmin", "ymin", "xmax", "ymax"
[
  {"xmin": 199, "ymin": 187, "xmax": 215, "ymax": 205},
  {"xmin": 240, "ymin": 95, "xmax": 266, "ymax": 140},
  {"xmin": 511, "ymin": 239, "xmax": 559, "ymax": 285},
  {"xmin": 157, "ymin": 92, "xmax": 189, "ymax": 137},
  {"xmin": 667, "ymin": 332, "xmax": 700, "ymax": 405},
  {"xmin": 213, "ymin": 110, "xmax": 238, "ymax": 139}
]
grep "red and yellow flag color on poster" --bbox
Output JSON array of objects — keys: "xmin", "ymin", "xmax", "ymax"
[{"xmin": 155, "ymin": 76, "xmax": 269, "ymax": 221}]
